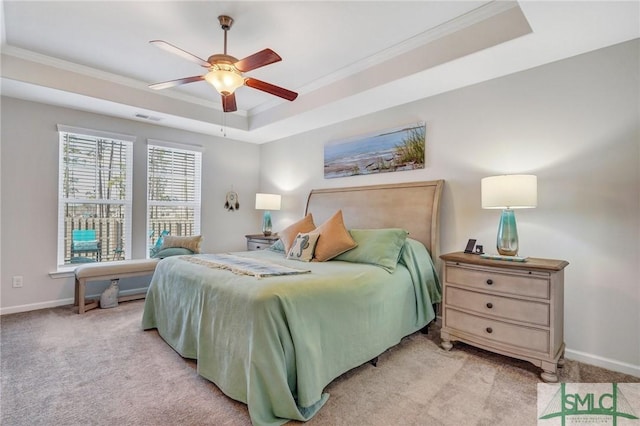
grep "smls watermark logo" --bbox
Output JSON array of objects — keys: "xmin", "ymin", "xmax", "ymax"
[{"xmin": 538, "ymin": 383, "xmax": 640, "ymax": 425}]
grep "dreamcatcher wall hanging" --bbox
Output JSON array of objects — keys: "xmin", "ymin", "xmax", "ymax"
[{"xmin": 224, "ymin": 191, "xmax": 240, "ymax": 211}]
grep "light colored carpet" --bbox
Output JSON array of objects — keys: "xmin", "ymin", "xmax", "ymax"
[{"xmin": 1, "ymin": 300, "xmax": 637, "ymax": 425}]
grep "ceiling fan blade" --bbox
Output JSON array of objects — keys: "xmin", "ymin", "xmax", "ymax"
[
  {"xmin": 222, "ymin": 93, "xmax": 237, "ymax": 112},
  {"xmin": 245, "ymin": 78, "xmax": 298, "ymax": 101},
  {"xmin": 150, "ymin": 40, "xmax": 211, "ymax": 68},
  {"xmin": 234, "ymin": 49, "xmax": 282, "ymax": 72},
  {"xmin": 149, "ymin": 75, "xmax": 205, "ymax": 90}
]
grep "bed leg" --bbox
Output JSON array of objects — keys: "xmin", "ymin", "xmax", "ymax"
[
  {"xmin": 369, "ymin": 356, "xmax": 378, "ymax": 367},
  {"xmin": 420, "ymin": 324, "xmax": 430, "ymax": 334}
]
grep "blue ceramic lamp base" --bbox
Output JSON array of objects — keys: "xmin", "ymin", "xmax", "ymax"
[
  {"xmin": 262, "ymin": 211, "xmax": 273, "ymax": 236},
  {"xmin": 496, "ymin": 209, "xmax": 519, "ymax": 256}
]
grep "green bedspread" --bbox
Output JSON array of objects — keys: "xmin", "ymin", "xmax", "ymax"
[{"xmin": 142, "ymin": 238, "xmax": 440, "ymax": 425}]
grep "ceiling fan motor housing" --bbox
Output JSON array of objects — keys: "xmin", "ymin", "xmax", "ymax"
[{"xmin": 207, "ymin": 54, "xmax": 239, "ymax": 66}]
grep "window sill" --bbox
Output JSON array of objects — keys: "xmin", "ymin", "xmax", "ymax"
[{"xmin": 49, "ymin": 268, "xmax": 75, "ymax": 279}]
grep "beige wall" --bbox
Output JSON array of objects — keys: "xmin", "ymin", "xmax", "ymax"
[
  {"xmin": 0, "ymin": 99, "xmax": 261, "ymax": 311},
  {"xmin": 259, "ymin": 40, "xmax": 640, "ymax": 375}
]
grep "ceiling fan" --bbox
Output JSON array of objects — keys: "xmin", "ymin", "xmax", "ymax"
[{"xmin": 148, "ymin": 15, "xmax": 298, "ymax": 113}]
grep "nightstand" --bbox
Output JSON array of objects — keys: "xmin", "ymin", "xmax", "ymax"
[
  {"xmin": 245, "ymin": 234, "xmax": 280, "ymax": 251},
  {"xmin": 440, "ymin": 252, "xmax": 569, "ymax": 382}
]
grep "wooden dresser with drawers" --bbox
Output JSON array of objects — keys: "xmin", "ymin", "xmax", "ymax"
[{"xmin": 440, "ymin": 252, "xmax": 568, "ymax": 382}]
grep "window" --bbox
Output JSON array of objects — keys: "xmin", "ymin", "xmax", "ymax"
[
  {"xmin": 57, "ymin": 125, "xmax": 134, "ymax": 266},
  {"xmin": 147, "ymin": 140, "xmax": 202, "ymax": 257}
]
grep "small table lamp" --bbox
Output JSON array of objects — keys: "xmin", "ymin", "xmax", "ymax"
[
  {"xmin": 255, "ymin": 193, "xmax": 281, "ymax": 236},
  {"xmin": 481, "ymin": 175, "xmax": 537, "ymax": 256}
]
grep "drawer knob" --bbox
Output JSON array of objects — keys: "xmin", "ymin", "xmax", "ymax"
[
  {"xmin": 486, "ymin": 279, "xmax": 493, "ymax": 285},
  {"xmin": 486, "ymin": 327, "xmax": 493, "ymax": 334},
  {"xmin": 486, "ymin": 302, "xmax": 493, "ymax": 309}
]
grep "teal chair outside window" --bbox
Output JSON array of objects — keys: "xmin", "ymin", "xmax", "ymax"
[
  {"xmin": 71, "ymin": 229, "xmax": 101, "ymax": 262},
  {"xmin": 149, "ymin": 230, "xmax": 170, "ymax": 257}
]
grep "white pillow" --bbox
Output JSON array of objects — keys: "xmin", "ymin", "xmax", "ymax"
[{"xmin": 287, "ymin": 232, "xmax": 320, "ymax": 262}]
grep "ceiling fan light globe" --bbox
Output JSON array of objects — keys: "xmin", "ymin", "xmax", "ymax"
[{"xmin": 205, "ymin": 68, "xmax": 244, "ymax": 95}]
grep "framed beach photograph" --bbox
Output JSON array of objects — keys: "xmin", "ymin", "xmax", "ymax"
[{"xmin": 324, "ymin": 122, "xmax": 426, "ymax": 179}]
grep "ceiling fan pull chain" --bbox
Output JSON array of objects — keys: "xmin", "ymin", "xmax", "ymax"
[{"xmin": 220, "ymin": 110, "xmax": 227, "ymax": 138}]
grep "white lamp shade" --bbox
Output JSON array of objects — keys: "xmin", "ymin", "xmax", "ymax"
[
  {"xmin": 481, "ymin": 175, "xmax": 537, "ymax": 209},
  {"xmin": 255, "ymin": 193, "xmax": 281, "ymax": 211}
]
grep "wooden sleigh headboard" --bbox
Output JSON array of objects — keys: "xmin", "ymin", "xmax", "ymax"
[{"xmin": 305, "ymin": 180, "xmax": 444, "ymax": 260}]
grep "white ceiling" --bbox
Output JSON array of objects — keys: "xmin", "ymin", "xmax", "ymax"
[{"xmin": 1, "ymin": 1, "xmax": 638, "ymax": 144}]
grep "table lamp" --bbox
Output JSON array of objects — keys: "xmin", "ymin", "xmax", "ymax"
[
  {"xmin": 481, "ymin": 175, "xmax": 537, "ymax": 256},
  {"xmin": 255, "ymin": 193, "xmax": 281, "ymax": 236}
]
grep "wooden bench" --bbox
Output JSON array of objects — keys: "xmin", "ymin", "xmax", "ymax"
[{"xmin": 74, "ymin": 259, "xmax": 160, "ymax": 314}]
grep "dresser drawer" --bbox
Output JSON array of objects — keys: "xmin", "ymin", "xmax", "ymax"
[
  {"xmin": 445, "ymin": 286, "xmax": 549, "ymax": 326},
  {"xmin": 245, "ymin": 234, "xmax": 280, "ymax": 251},
  {"xmin": 247, "ymin": 241, "xmax": 270, "ymax": 251},
  {"xmin": 445, "ymin": 308, "xmax": 549, "ymax": 353},
  {"xmin": 446, "ymin": 265, "xmax": 550, "ymax": 299}
]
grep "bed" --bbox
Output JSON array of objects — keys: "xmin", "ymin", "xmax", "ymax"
[{"xmin": 142, "ymin": 180, "xmax": 444, "ymax": 425}]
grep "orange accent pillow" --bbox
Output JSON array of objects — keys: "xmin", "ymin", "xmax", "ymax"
[
  {"xmin": 279, "ymin": 213, "xmax": 316, "ymax": 253},
  {"xmin": 313, "ymin": 210, "xmax": 358, "ymax": 261}
]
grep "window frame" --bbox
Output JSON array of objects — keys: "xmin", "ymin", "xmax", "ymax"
[{"xmin": 146, "ymin": 139, "xmax": 203, "ymax": 258}]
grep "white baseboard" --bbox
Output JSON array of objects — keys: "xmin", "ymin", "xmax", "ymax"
[
  {"xmin": 0, "ymin": 287, "xmax": 148, "ymax": 316},
  {"xmin": 565, "ymin": 348, "xmax": 640, "ymax": 378},
  {"xmin": 0, "ymin": 298, "xmax": 74, "ymax": 315}
]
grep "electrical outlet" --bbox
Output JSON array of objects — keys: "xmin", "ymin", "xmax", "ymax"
[{"xmin": 12, "ymin": 276, "xmax": 23, "ymax": 288}]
